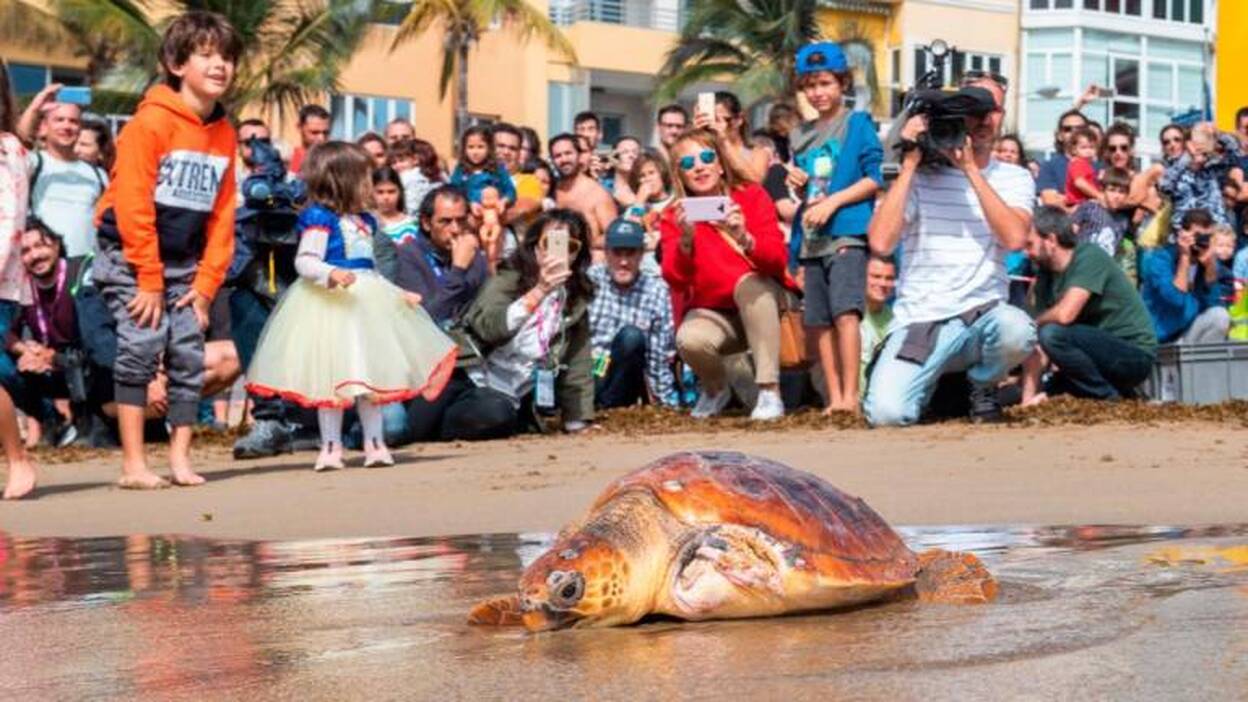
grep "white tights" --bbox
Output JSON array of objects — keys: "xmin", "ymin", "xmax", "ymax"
[{"xmin": 317, "ymin": 397, "xmax": 384, "ymax": 451}]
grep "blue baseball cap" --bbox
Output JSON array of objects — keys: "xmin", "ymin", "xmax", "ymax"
[
  {"xmin": 796, "ymin": 42, "xmax": 849, "ymax": 76},
  {"xmin": 605, "ymin": 218, "xmax": 646, "ymax": 250}
]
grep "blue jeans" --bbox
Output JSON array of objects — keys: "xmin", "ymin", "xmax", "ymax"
[
  {"xmin": 0, "ymin": 301, "xmax": 51, "ymax": 421},
  {"xmin": 594, "ymin": 325, "xmax": 647, "ymax": 409},
  {"xmin": 865, "ymin": 304, "xmax": 1036, "ymax": 427},
  {"xmin": 1038, "ymin": 324, "xmax": 1154, "ymax": 400}
]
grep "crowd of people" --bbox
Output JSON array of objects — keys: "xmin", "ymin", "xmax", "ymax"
[{"xmin": 0, "ymin": 11, "xmax": 1245, "ymax": 500}]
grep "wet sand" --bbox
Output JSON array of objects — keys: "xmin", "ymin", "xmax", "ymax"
[{"xmin": 2, "ymin": 419, "xmax": 1247, "ymax": 539}]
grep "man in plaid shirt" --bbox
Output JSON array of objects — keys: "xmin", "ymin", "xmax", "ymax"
[{"xmin": 588, "ymin": 219, "xmax": 678, "ymax": 408}]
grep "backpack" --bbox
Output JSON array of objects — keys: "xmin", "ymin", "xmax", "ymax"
[{"xmin": 27, "ymin": 150, "xmax": 107, "ymax": 211}]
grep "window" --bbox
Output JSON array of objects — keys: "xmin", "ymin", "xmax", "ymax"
[
  {"xmin": 1034, "ymin": 0, "xmax": 1200, "ymax": 21},
  {"xmin": 329, "ymin": 93, "xmax": 413, "ymax": 140},
  {"xmin": 913, "ymin": 48, "xmax": 1004, "ymax": 88},
  {"xmin": 548, "ymin": 81, "xmax": 588, "ymax": 135},
  {"xmin": 5, "ymin": 62, "xmax": 85, "ymax": 101},
  {"xmin": 889, "ymin": 48, "xmax": 904, "ymax": 117},
  {"xmin": 1150, "ymin": 0, "xmax": 1204, "ymax": 23}
]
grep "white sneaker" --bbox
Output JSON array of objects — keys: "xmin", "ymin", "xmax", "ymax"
[
  {"xmin": 691, "ymin": 389, "xmax": 732, "ymax": 419},
  {"xmin": 750, "ymin": 389, "xmax": 785, "ymax": 421}
]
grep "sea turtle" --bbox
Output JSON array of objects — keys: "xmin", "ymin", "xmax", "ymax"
[{"xmin": 470, "ymin": 451, "xmax": 997, "ymax": 632}]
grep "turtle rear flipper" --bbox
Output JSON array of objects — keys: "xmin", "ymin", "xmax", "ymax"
[
  {"xmin": 468, "ymin": 595, "xmax": 524, "ymax": 625},
  {"xmin": 913, "ymin": 549, "xmax": 998, "ymax": 604}
]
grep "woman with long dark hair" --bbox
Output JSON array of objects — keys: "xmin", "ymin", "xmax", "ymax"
[
  {"xmin": 0, "ymin": 59, "xmax": 39, "ymax": 499},
  {"xmin": 464, "ymin": 208, "xmax": 597, "ymax": 432}
]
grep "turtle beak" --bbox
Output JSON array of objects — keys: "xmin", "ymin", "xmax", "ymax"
[{"xmin": 521, "ymin": 604, "xmax": 578, "ymax": 632}]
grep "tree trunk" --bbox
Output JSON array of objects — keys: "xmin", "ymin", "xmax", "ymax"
[{"xmin": 455, "ymin": 42, "xmax": 471, "ymax": 142}]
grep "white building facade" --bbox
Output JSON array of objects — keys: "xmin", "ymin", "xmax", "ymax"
[{"xmin": 1020, "ymin": 0, "xmax": 1214, "ymax": 160}]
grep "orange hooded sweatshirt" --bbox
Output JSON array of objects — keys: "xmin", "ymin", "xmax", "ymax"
[{"xmin": 96, "ymin": 84, "xmax": 236, "ymax": 298}]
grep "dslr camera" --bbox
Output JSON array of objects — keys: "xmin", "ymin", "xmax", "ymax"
[{"xmin": 902, "ymin": 87, "xmax": 997, "ymax": 165}]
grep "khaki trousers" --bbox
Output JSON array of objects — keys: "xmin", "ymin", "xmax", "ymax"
[{"xmin": 676, "ymin": 274, "xmax": 783, "ymax": 389}]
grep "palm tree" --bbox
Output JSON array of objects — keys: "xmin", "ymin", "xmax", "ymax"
[
  {"xmin": 1, "ymin": 0, "xmax": 372, "ymax": 123},
  {"xmin": 656, "ymin": 0, "xmax": 822, "ymax": 106},
  {"xmin": 391, "ymin": 0, "xmax": 576, "ymax": 139}
]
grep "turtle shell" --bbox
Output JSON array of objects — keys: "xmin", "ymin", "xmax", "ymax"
[{"xmin": 592, "ymin": 451, "xmax": 918, "ymax": 586}]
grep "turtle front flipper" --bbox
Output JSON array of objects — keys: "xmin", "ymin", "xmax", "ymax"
[
  {"xmin": 468, "ymin": 595, "xmax": 525, "ymax": 626},
  {"xmin": 913, "ymin": 549, "xmax": 999, "ymax": 604},
  {"xmin": 661, "ymin": 525, "xmax": 789, "ymax": 620}
]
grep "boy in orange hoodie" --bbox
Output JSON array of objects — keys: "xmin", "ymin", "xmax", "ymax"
[{"xmin": 93, "ymin": 11, "xmax": 241, "ymax": 489}]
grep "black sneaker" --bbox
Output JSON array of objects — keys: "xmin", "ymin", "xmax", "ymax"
[
  {"xmin": 233, "ymin": 419, "xmax": 294, "ymax": 459},
  {"xmin": 969, "ymin": 384, "xmax": 1003, "ymax": 424}
]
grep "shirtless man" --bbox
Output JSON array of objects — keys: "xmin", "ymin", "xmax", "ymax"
[{"xmin": 549, "ymin": 133, "xmax": 618, "ymax": 258}]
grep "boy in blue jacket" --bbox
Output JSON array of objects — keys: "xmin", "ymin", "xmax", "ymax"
[
  {"xmin": 1140, "ymin": 208, "xmax": 1231, "ymax": 344},
  {"xmin": 788, "ymin": 42, "xmax": 884, "ymax": 414}
]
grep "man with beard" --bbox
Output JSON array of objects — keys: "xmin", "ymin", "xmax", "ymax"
[{"xmin": 549, "ymin": 133, "xmax": 618, "ymax": 259}]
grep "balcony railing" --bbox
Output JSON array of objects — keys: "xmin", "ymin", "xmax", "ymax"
[{"xmin": 550, "ymin": 0, "xmax": 684, "ymax": 33}]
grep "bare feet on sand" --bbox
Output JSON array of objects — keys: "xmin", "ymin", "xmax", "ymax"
[
  {"xmin": 117, "ymin": 462, "xmax": 171, "ymax": 490},
  {"xmin": 3, "ymin": 459, "xmax": 37, "ymax": 499},
  {"xmin": 169, "ymin": 465, "xmax": 206, "ymax": 487}
]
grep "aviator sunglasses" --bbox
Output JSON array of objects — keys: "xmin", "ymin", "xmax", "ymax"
[{"xmin": 679, "ymin": 149, "xmax": 717, "ymax": 171}]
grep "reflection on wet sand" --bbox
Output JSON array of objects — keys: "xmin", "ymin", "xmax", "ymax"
[{"xmin": 0, "ymin": 525, "xmax": 1245, "ymax": 700}]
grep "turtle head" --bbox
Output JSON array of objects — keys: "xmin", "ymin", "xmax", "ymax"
[{"xmin": 516, "ymin": 533, "xmax": 634, "ymax": 631}]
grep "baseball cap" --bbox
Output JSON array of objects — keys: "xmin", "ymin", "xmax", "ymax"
[
  {"xmin": 604, "ymin": 218, "xmax": 645, "ymax": 250},
  {"xmin": 796, "ymin": 42, "xmax": 848, "ymax": 76}
]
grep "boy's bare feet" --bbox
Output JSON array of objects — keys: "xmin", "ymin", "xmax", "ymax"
[
  {"xmin": 118, "ymin": 470, "xmax": 170, "ymax": 490},
  {"xmin": 169, "ymin": 465, "xmax": 206, "ymax": 487},
  {"xmin": 3, "ymin": 459, "xmax": 37, "ymax": 499}
]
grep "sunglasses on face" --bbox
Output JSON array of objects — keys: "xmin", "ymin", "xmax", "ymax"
[
  {"xmin": 679, "ymin": 149, "xmax": 717, "ymax": 171},
  {"xmin": 1107, "ymin": 144, "xmax": 1131, "ymax": 153},
  {"xmin": 1059, "ymin": 124, "xmax": 1083, "ymax": 133}
]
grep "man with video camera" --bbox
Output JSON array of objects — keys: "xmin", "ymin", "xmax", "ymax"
[{"xmin": 864, "ymin": 75, "xmax": 1037, "ymax": 426}]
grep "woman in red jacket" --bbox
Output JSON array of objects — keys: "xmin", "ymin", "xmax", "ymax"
[{"xmin": 660, "ymin": 128, "xmax": 795, "ymax": 421}]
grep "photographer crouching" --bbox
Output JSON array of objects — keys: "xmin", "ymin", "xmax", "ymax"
[{"xmin": 865, "ymin": 75, "xmax": 1037, "ymax": 426}]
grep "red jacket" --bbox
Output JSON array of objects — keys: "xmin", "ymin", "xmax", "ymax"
[{"xmin": 660, "ymin": 183, "xmax": 794, "ymax": 312}]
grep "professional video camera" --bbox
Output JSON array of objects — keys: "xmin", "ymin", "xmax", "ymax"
[
  {"xmin": 903, "ymin": 86, "xmax": 998, "ymax": 160},
  {"xmin": 229, "ymin": 136, "xmax": 307, "ymax": 300}
]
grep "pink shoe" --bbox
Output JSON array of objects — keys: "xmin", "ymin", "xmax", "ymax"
[
  {"xmin": 314, "ymin": 443, "xmax": 344, "ymax": 472},
  {"xmin": 363, "ymin": 439, "xmax": 395, "ymax": 468}
]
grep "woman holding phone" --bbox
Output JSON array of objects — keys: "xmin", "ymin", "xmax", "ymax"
[
  {"xmin": 463, "ymin": 209, "xmax": 597, "ymax": 433},
  {"xmin": 660, "ymin": 128, "xmax": 797, "ymax": 422}
]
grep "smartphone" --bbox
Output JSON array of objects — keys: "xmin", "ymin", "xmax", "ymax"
[
  {"xmin": 1094, "ymin": 86, "xmax": 1116, "ymax": 98},
  {"xmin": 697, "ymin": 92, "xmax": 716, "ymax": 119},
  {"xmin": 57, "ymin": 86, "xmax": 92, "ymax": 106},
  {"xmin": 544, "ymin": 224, "xmax": 571, "ymax": 273},
  {"xmin": 683, "ymin": 196, "xmax": 730, "ymax": 223}
]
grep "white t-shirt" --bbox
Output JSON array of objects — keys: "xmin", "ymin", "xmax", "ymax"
[
  {"xmin": 891, "ymin": 161, "xmax": 1035, "ymax": 329},
  {"xmin": 27, "ymin": 150, "xmax": 107, "ymax": 258}
]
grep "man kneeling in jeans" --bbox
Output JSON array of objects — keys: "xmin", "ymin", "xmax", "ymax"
[
  {"xmin": 587, "ymin": 219, "xmax": 678, "ymax": 408},
  {"xmin": 864, "ymin": 76, "xmax": 1037, "ymax": 425},
  {"xmin": 1022, "ymin": 206, "xmax": 1157, "ymax": 404}
]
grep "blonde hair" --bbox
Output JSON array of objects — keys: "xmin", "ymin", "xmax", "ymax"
[
  {"xmin": 303, "ymin": 141, "xmax": 373, "ymax": 213},
  {"xmin": 1211, "ymin": 224, "xmax": 1236, "ymax": 244},
  {"xmin": 1188, "ymin": 123, "xmax": 1216, "ymax": 153},
  {"xmin": 668, "ymin": 128, "xmax": 755, "ymax": 198}
]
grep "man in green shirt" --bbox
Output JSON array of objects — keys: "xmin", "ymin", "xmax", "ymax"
[{"xmin": 1022, "ymin": 206, "xmax": 1157, "ymax": 404}]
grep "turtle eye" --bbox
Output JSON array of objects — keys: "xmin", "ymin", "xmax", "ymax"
[{"xmin": 548, "ymin": 571, "xmax": 585, "ymax": 607}]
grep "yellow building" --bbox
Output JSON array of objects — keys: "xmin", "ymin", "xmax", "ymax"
[{"xmin": 1215, "ymin": 0, "xmax": 1248, "ymax": 130}]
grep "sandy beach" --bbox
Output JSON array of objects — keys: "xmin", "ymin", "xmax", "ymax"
[{"xmin": 3, "ymin": 406, "xmax": 1246, "ymax": 540}]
